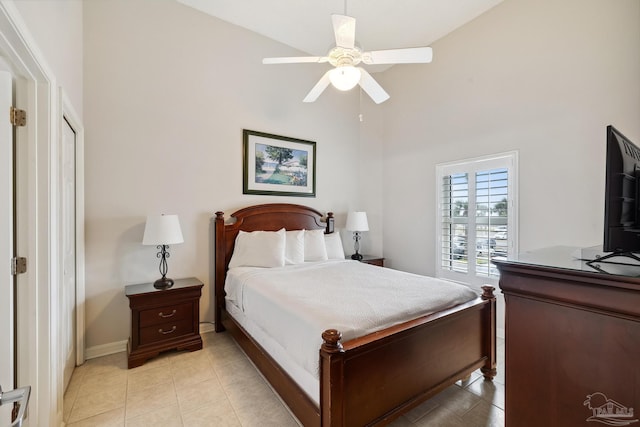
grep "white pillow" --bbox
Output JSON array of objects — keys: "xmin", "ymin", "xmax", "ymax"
[
  {"xmin": 304, "ymin": 229, "xmax": 328, "ymax": 262},
  {"xmin": 228, "ymin": 228, "xmax": 286, "ymax": 268},
  {"xmin": 324, "ymin": 231, "xmax": 345, "ymax": 260},
  {"xmin": 285, "ymin": 230, "xmax": 305, "ymax": 265}
]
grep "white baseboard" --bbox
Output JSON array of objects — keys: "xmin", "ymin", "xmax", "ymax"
[
  {"xmin": 200, "ymin": 322, "xmax": 216, "ymax": 334},
  {"xmin": 84, "ymin": 340, "xmax": 127, "ymax": 360},
  {"xmin": 84, "ymin": 323, "xmax": 217, "ymax": 361}
]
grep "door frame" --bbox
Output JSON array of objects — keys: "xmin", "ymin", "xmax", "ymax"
[
  {"xmin": 0, "ymin": 68, "xmax": 14, "ymax": 416},
  {"xmin": 0, "ymin": 2, "xmax": 63, "ymax": 426},
  {"xmin": 60, "ymin": 89, "xmax": 85, "ymax": 368}
]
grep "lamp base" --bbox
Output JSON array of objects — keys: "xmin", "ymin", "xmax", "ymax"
[
  {"xmin": 351, "ymin": 253, "xmax": 363, "ymax": 261},
  {"xmin": 153, "ymin": 277, "xmax": 174, "ymax": 289}
]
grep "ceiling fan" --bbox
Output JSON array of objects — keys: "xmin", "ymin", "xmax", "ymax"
[{"xmin": 262, "ymin": 14, "xmax": 433, "ymax": 104}]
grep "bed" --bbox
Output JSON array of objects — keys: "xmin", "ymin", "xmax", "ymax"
[{"xmin": 214, "ymin": 203, "xmax": 496, "ymax": 426}]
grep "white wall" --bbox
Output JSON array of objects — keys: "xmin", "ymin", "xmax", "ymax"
[
  {"xmin": 11, "ymin": 0, "xmax": 83, "ymax": 118},
  {"xmin": 83, "ymin": 0, "xmax": 361, "ymax": 349},
  {"xmin": 357, "ymin": 94, "xmax": 387, "ymax": 257},
  {"xmin": 373, "ymin": 0, "xmax": 640, "ymax": 275}
]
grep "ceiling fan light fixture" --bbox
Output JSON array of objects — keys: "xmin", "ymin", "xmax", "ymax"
[{"xmin": 329, "ymin": 66, "xmax": 361, "ymax": 91}]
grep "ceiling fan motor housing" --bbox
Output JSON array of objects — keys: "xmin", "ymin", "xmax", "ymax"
[{"xmin": 328, "ymin": 46, "xmax": 362, "ymax": 67}]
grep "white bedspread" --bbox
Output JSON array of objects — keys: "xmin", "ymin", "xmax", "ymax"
[{"xmin": 225, "ymin": 260, "xmax": 476, "ymax": 380}]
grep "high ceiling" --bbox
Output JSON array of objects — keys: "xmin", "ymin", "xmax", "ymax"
[{"xmin": 176, "ymin": 0, "xmax": 504, "ymax": 64}]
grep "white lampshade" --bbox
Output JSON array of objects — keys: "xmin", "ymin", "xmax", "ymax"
[
  {"xmin": 142, "ymin": 214, "xmax": 184, "ymax": 245},
  {"xmin": 329, "ymin": 66, "xmax": 361, "ymax": 91},
  {"xmin": 346, "ymin": 211, "xmax": 369, "ymax": 232}
]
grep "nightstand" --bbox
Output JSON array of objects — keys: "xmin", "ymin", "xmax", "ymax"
[
  {"xmin": 359, "ymin": 256, "xmax": 385, "ymax": 267},
  {"xmin": 125, "ymin": 277, "xmax": 204, "ymax": 368}
]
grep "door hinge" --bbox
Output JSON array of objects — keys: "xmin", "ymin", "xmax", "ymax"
[
  {"xmin": 11, "ymin": 257, "xmax": 27, "ymax": 275},
  {"xmin": 9, "ymin": 106, "xmax": 26, "ymax": 127}
]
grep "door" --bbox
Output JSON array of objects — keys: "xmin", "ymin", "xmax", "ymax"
[
  {"xmin": 0, "ymin": 68, "xmax": 16, "ymax": 422},
  {"xmin": 61, "ymin": 117, "xmax": 77, "ymax": 391}
]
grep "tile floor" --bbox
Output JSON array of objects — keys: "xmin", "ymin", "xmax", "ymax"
[{"xmin": 63, "ymin": 332, "xmax": 505, "ymax": 426}]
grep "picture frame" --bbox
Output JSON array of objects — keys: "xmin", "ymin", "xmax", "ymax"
[{"xmin": 243, "ymin": 129, "xmax": 316, "ymax": 197}]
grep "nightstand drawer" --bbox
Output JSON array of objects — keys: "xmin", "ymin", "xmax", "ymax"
[
  {"xmin": 139, "ymin": 319, "xmax": 193, "ymax": 345},
  {"xmin": 139, "ymin": 302, "xmax": 192, "ymax": 327}
]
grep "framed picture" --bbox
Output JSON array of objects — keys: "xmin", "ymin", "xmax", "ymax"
[{"xmin": 243, "ymin": 129, "xmax": 316, "ymax": 197}]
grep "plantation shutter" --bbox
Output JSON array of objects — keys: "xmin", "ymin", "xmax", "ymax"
[{"xmin": 436, "ymin": 152, "xmax": 517, "ymax": 287}]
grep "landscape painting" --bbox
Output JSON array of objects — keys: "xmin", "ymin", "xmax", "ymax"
[{"xmin": 243, "ymin": 129, "xmax": 316, "ymax": 197}]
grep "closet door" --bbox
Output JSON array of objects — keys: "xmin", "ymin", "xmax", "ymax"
[{"xmin": 61, "ymin": 116, "xmax": 77, "ymax": 391}]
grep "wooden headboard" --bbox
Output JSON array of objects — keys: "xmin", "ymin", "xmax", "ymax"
[{"xmin": 213, "ymin": 203, "xmax": 334, "ymax": 330}]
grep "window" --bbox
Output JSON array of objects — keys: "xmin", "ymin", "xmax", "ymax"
[{"xmin": 436, "ymin": 152, "xmax": 518, "ymax": 287}]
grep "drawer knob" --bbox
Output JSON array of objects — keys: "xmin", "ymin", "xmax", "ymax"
[
  {"xmin": 158, "ymin": 309, "xmax": 177, "ymax": 318},
  {"xmin": 158, "ymin": 326, "xmax": 177, "ymax": 335}
]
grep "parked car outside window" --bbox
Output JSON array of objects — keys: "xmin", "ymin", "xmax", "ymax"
[{"xmin": 476, "ymin": 240, "xmax": 496, "ymax": 257}]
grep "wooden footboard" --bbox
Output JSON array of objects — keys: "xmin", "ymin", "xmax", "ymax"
[{"xmin": 320, "ymin": 286, "xmax": 496, "ymax": 426}]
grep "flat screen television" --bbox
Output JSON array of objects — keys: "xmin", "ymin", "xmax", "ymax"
[{"xmin": 603, "ymin": 125, "xmax": 640, "ymax": 253}]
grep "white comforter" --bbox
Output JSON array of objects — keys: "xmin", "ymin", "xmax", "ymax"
[{"xmin": 225, "ymin": 260, "xmax": 476, "ymax": 379}]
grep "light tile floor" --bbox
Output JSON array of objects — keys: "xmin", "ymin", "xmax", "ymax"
[{"xmin": 64, "ymin": 332, "xmax": 505, "ymax": 426}]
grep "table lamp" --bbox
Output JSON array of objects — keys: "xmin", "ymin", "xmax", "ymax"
[
  {"xmin": 346, "ymin": 211, "xmax": 369, "ymax": 260},
  {"xmin": 142, "ymin": 214, "xmax": 183, "ymax": 289}
]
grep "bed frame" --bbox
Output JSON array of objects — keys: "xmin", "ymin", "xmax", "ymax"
[{"xmin": 214, "ymin": 203, "xmax": 497, "ymax": 426}]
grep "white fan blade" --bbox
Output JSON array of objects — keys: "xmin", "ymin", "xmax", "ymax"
[
  {"xmin": 363, "ymin": 47, "xmax": 433, "ymax": 65},
  {"xmin": 357, "ymin": 68, "xmax": 390, "ymax": 104},
  {"xmin": 332, "ymin": 14, "xmax": 356, "ymax": 49},
  {"xmin": 303, "ymin": 70, "xmax": 332, "ymax": 103},
  {"xmin": 263, "ymin": 56, "xmax": 327, "ymax": 64}
]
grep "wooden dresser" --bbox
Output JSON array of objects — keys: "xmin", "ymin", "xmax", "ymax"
[
  {"xmin": 495, "ymin": 247, "xmax": 640, "ymax": 427},
  {"xmin": 125, "ymin": 277, "xmax": 203, "ymax": 368}
]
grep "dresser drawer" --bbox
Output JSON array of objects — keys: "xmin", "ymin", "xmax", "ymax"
[
  {"xmin": 139, "ymin": 302, "xmax": 192, "ymax": 327},
  {"xmin": 139, "ymin": 319, "xmax": 194, "ymax": 346}
]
